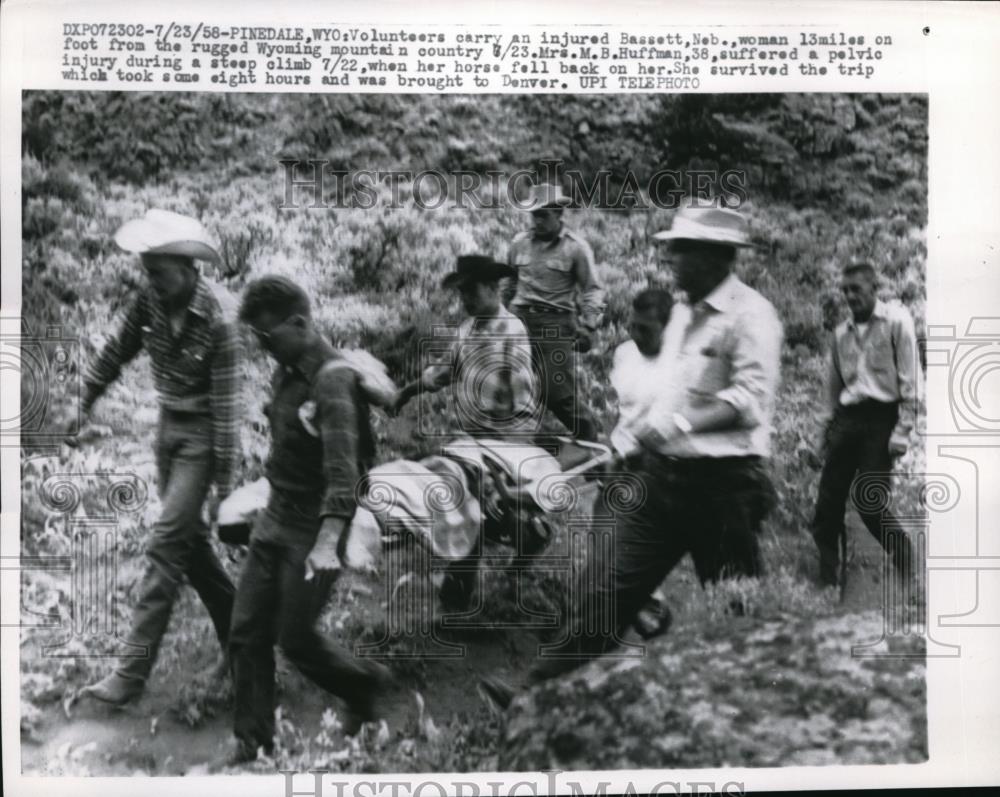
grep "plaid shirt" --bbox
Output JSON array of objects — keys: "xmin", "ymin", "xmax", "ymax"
[
  {"xmin": 263, "ymin": 339, "xmax": 376, "ymax": 528},
  {"xmin": 421, "ymin": 306, "xmax": 539, "ymax": 436},
  {"xmin": 82, "ymin": 276, "xmax": 244, "ymax": 497}
]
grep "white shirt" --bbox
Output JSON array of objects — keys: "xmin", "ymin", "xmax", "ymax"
[
  {"xmin": 828, "ymin": 299, "xmax": 918, "ymax": 434},
  {"xmin": 609, "ymin": 340, "xmax": 664, "ymax": 457},
  {"xmin": 641, "ymin": 273, "xmax": 784, "ymax": 459}
]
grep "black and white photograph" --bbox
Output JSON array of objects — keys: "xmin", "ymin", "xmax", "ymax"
[
  {"xmin": 4, "ymin": 2, "xmax": 1000, "ymax": 794},
  {"xmin": 15, "ymin": 89, "xmax": 929, "ymax": 775}
]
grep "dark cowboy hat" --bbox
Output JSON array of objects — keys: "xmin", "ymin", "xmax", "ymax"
[{"xmin": 441, "ymin": 255, "xmax": 515, "ymax": 289}]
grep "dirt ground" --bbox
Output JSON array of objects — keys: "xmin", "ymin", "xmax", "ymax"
[{"xmin": 21, "ymin": 486, "xmax": 905, "ymax": 776}]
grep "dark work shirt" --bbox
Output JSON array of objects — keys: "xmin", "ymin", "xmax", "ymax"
[{"xmin": 263, "ymin": 338, "xmax": 375, "ymax": 525}]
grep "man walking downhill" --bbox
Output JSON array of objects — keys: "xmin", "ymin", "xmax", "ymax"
[
  {"xmin": 810, "ymin": 262, "xmax": 918, "ymax": 591},
  {"xmin": 78, "ymin": 209, "xmax": 242, "ymax": 705},
  {"xmin": 481, "ymin": 204, "xmax": 783, "ymax": 705},
  {"xmin": 224, "ymin": 276, "xmax": 389, "ymax": 764},
  {"xmin": 505, "ymin": 183, "xmax": 604, "ymax": 444}
]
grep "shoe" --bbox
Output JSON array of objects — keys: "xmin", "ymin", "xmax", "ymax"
[
  {"xmin": 633, "ymin": 601, "xmax": 673, "ymax": 640},
  {"xmin": 478, "ymin": 675, "xmax": 517, "ymax": 711},
  {"xmin": 78, "ymin": 672, "xmax": 144, "ymax": 707}
]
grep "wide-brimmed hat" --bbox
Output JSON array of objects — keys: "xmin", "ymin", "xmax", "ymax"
[
  {"xmin": 114, "ymin": 209, "xmax": 221, "ymax": 263},
  {"xmin": 519, "ymin": 183, "xmax": 573, "ymax": 213},
  {"xmin": 652, "ymin": 205, "xmax": 752, "ymax": 248},
  {"xmin": 442, "ymin": 255, "xmax": 515, "ymax": 289}
]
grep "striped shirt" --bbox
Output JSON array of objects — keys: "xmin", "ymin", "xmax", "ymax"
[
  {"xmin": 82, "ymin": 276, "xmax": 244, "ymax": 497},
  {"xmin": 421, "ymin": 306, "xmax": 539, "ymax": 436}
]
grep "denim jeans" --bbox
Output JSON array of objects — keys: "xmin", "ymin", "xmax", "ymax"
[
  {"xmin": 117, "ymin": 410, "xmax": 235, "ymax": 683},
  {"xmin": 228, "ymin": 492, "xmax": 381, "ymax": 753},
  {"xmin": 530, "ymin": 453, "xmax": 773, "ymax": 682},
  {"xmin": 811, "ymin": 400, "xmax": 913, "ymax": 585},
  {"xmin": 517, "ymin": 309, "xmax": 597, "ymax": 443}
]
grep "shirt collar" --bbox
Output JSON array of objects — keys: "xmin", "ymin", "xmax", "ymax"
[
  {"xmin": 533, "ymin": 223, "xmax": 565, "ymax": 246},
  {"xmin": 695, "ymin": 272, "xmax": 741, "ymax": 314},
  {"xmin": 146, "ymin": 273, "xmax": 210, "ymax": 321},
  {"xmin": 292, "ymin": 336, "xmax": 337, "ymax": 383},
  {"xmin": 847, "ymin": 299, "xmax": 888, "ymax": 329},
  {"xmin": 185, "ymin": 274, "xmax": 213, "ymax": 319}
]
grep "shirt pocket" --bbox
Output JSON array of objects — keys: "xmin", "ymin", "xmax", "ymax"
[
  {"xmin": 865, "ymin": 331, "xmax": 894, "ymax": 372},
  {"xmin": 179, "ymin": 340, "xmax": 211, "ymax": 374},
  {"xmin": 685, "ymin": 334, "xmax": 731, "ymax": 401},
  {"xmin": 542, "ymin": 256, "xmax": 573, "ymax": 273},
  {"xmin": 512, "ymin": 250, "xmax": 533, "ymax": 268}
]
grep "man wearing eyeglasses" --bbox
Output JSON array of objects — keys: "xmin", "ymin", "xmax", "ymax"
[{"xmin": 221, "ymin": 275, "xmax": 390, "ymax": 765}]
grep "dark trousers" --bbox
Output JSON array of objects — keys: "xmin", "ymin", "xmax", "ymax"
[
  {"xmin": 811, "ymin": 400, "xmax": 913, "ymax": 586},
  {"xmin": 228, "ymin": 505, "xmax": 379, "ymax": 753},
  {"xmin": 531, "ymin": 453, "xmax": 773, "ymax": 682},
  {"xmin": 517, "ymin": 309, "xmax": 597, "ymax": 443},
  {"xmin": 118, "ymin": 411, "xmax": 235, "ymax": 683}
]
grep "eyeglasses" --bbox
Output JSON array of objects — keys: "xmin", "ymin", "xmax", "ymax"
[{"xmin": 247, "ymin": 315, "xmax": 294, "ymax": 345}]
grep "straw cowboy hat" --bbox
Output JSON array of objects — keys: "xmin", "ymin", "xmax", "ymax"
[
  {"xmin": 652, "ymin": 205, "xmax": 752, "ymax": 248},
  {"xmin": 114, "ymin": 209, "xmax": 221, "ymax": 263},
  {"xmin": 520, "ymin": 183, "xmax": 573, "ymax": 213},
  {"xmin": 441, "ymin": 255, "xmax": 516, "ymax": 289}
]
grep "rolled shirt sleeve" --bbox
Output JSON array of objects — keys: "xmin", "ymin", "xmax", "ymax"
[
  {"xmin": 714, "ymin": 303, "xmax": 783, "ymax": 429},
  {"xmin": 315, "ymin": 365, "xmax": 364, "ymax": 520},
  {"xmin": 505, "ymin": 333, "xmax": 538, "ymax": 415},
  {"xmin": 208, "ymin": 318, "xmax": 244, "ymax": 499},
  {"xmin": 572, "ymin": 239, "xmax": 605, "ymax": 328}
]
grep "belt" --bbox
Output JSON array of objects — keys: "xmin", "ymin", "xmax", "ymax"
[
  {"xmin": 515, "ymin": 304, "xmax": 572, "ymax": 315},
  {"xmin": 837, "ymin": 399, "xmax": 899, "ymax": 415}
]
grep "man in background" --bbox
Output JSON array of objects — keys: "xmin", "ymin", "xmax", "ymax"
[
  {"xmin": 77, "ymin": 209, "xmax": 242, "ymax": 706},
  {"xmin": 810, "ymin": 262, "xmax": 918, "ymax": 590},
  {"xmin": 393, "ymin": 254, "xmax": 538, "ymax": 438},
  {"xmin": 607, "ymin": 287, "xmax": 674, "ymax": 639},
  {"xmin": 608, "ymin": 288, "xmax": 674, "ymax": 461},
  {"xmin": 505, "ymin": 183, "xmax": 604, "ymax": 445}
]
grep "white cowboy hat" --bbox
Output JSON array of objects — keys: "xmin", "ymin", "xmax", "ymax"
[
  {"xmin": 520, "ymin": 183, "xmax": 573, "ymax": 213},
  {"xmin": 652, "ymin": 205, "xmax": 752, "ymax": 248},
  {"xmin": 114, "ymin": 209, "xmax": 221, "ymax": 263}
]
